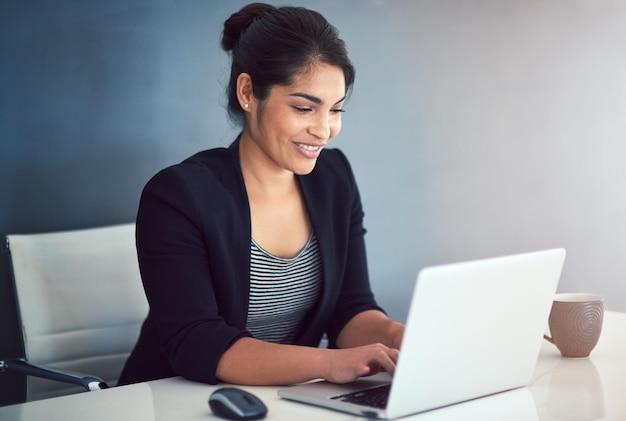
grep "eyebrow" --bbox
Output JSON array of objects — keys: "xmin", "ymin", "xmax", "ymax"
[{"xmin": 289, "ymin": 93, "xmax": 346, "ymax": 105}]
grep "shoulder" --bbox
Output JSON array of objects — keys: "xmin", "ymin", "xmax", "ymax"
[
  {"xmin": 145, "ymin": 147, "xmax": 239, "ymax": 192},
  {"xmin": 137, "ymin": 145, "xmax": 248, "ymax": 236},
  {"xmin": 139, "ymin": 146, "xmax": 247, "ymax": 221},
  {"xmin": 164, "ymin": 147, "xmax": 236, "ymax": 179}
]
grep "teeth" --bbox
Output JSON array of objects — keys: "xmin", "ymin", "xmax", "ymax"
[{"xmin": 298, "ymin": 143, "xmax": 321, "ymax": 151}]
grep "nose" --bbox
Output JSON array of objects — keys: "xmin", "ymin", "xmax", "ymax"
[{"xmin": 309, "ymin": 114, "xmax": 333, "ymax": 140}]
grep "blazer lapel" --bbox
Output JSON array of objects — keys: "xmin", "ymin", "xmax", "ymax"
[{"xmin": 296, "ymin": 172, "xmax": 336, "ymax": 345}]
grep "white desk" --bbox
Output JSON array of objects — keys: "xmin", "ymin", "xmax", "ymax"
[{"xmin": 2, "ymin": 311, "xmax": 625, "ymax": 421}]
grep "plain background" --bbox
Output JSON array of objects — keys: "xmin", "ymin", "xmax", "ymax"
[{"xmin": 2, "ymin": 0, "xmax": 626, "ymax": 405}]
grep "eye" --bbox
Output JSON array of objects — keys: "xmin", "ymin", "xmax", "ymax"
[
  {"xmin": 331, "ymin": 108, "xmax": 345, "ymax": 114},
  {"xmin": 293, "ymin": 106, "xmax": 313, "ymax": 113}
]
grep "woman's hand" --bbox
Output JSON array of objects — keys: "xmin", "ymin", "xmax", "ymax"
[{"xmin": 321, "ymin": 343, "xmax": 400, "ymax": 384}]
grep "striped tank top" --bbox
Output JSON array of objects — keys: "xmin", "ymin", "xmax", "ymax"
[{"xmin": 246, "ymin": 233, "xmax": 322, "ymax": 343}]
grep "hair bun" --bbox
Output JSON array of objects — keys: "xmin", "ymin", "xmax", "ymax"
[{"xmin": 221, "ymin": 3, "xmax": 276, "ymax": 51}]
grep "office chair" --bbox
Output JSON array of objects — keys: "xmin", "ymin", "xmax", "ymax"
[{"xmin": 0, "ymin": 223, "xmax": 148, "ymax": 401}]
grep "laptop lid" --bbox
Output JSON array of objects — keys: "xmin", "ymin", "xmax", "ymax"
[{"xmin": 278, "ymin": 248, "xmax": 566, "ymax": 419}]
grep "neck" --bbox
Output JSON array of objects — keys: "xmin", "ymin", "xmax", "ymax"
[{"xmin": 238, "ymin": 132, "xmax": 296, "ymax": 197}]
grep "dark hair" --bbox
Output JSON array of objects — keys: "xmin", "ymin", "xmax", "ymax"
[{"xmin": 221, "ymin": 3, "xmax": 356, "ymax": 124}]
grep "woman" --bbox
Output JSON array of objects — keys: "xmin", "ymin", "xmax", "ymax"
[{"xmin": 119, "ymin": 2, "xmax": 404, "ymax": 387}]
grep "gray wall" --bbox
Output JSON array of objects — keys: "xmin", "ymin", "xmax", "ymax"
[
  {"xmin": 2, "ymin": 0, "xmax": 626, "ymax": 405},
  {"xmin": 334, "ymin": 0, "xmax": 626, "ymax": 320}
]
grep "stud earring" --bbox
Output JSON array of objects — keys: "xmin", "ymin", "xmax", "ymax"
[{"xmin": 244, "ymin": 103, "xmax": 249, "ymax": 109}]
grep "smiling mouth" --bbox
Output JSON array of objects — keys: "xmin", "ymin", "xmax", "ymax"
[{"xmin": 296, "ymin": 143, "xmax": 323, "ymax": 151}]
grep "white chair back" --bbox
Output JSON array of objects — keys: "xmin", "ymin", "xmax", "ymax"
[{"xmin": 6, "ymin": 223, "xmax": 148, "ymax": 401}]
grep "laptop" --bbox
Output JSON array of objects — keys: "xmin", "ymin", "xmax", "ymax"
[{"xmin": 278, "ymin": 248, "xmax": 566, "ymax": 419}]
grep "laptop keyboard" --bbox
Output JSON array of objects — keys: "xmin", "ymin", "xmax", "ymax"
[{"xmin": 331, "ymin": 384, "xmax": 391, "ymax": 409}]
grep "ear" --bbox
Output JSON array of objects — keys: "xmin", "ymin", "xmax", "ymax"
[{"xmin": 236, "ymin": 73, "xmax": 255, "ymax": 112}]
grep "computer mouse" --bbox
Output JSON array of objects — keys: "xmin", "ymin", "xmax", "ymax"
[{"xmin": 208, "ymin": 387, "xmax": 268, "ymax": 420}]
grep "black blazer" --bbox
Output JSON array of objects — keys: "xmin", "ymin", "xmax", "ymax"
[{"xmin": 119, "ymin": 141, "xmax": 382, "ymax": 385}]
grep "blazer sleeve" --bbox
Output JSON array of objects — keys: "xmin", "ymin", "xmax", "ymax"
[{"xmin": 135, "ymin": 165, "xmax": 251, "ymax": 384}]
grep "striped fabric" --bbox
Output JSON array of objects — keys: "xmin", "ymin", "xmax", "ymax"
[{"xmin": 246, "ymin": 234, "xmax": 322, "ymax": 343}]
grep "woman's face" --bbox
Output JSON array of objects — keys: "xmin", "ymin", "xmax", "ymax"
[{"xmin": 241, "ymin": 61, "xmax": 346, "ymax": 176}]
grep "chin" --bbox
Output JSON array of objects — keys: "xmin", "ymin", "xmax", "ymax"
[{"xmin": 293, "ymin": 161, "xmax": 318, "ymax": 176}]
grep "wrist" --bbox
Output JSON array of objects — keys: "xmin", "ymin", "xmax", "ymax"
[{"xmin": 313, "ymin": 348, "xmax": 334, "ymax": 381}]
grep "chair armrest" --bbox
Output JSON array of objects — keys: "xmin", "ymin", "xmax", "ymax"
[{"xmin": 0, "ymin": 359, "xmax": 109, "ymax": 392}]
